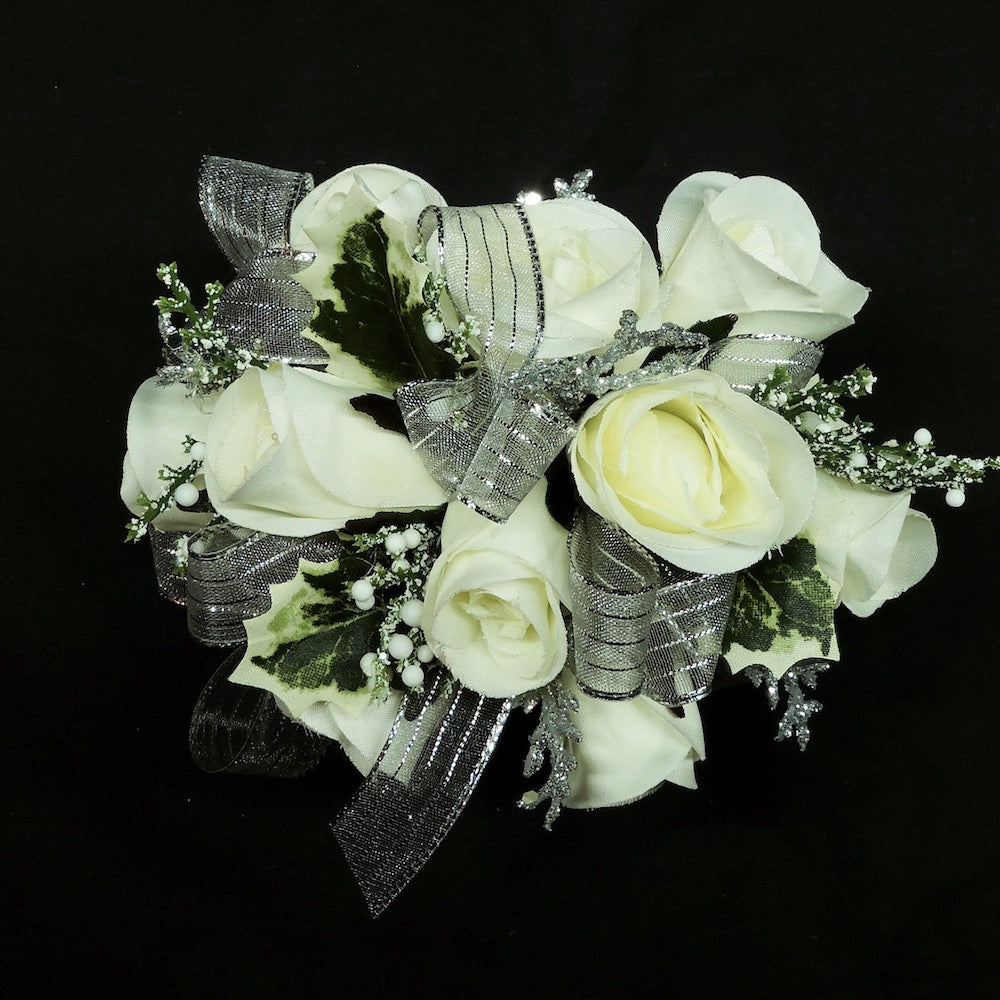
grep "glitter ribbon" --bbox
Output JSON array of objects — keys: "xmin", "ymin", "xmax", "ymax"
[
  {"xmin": 569, "ymin": 508, "xmax": 736, "ymax": 706},
  {"xmin": 333, "ymin": 670, "xmax": 510, "ymax": 916},
  {"xmin": 396, "ymin": 204, "xmax": 576, "ymax": 522},
  {"xmin": 197, "ymin": 155, "xmax": 328, "ymax": 366}
]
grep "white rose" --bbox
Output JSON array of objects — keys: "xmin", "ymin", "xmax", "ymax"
[
  {"xmin": 120, "ymin": 378, "xmax": 215, "ymax": 532},
  {"xmin": 804, "ymin": 470, "xmax": 937, "ymax": 617},
  {"xmin": 562, "ymin": 669, "xmax": 705, "ymax": 809},
  {"xmin": 657, "ymin": 172, "xmax": 869, "ymax": 341},
  {"xmin": 202, "ymin": 362, "xmax": 447, "ymax": 535},
  {"xmin": 523, "ymin": 197, "xmax": 660, "ymax": 358},
  {"xmin": 291, "ymin": 164, "xmax": 445, "ymax": 388},
  {"xmin": 569, "ymin": 368, "xmax": 817, "ymax": 574},
  {"xmin": 421, "ymin": 482, "xmax": 570, "ymax": 698}
]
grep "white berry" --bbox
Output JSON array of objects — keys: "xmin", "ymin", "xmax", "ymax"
[
  {"xmin": 355, "ymin": 596, "xmax": 376, "ymax": 611},
  {"xmin": 400, "ymin": 599, "xmax": 424, "ymax": 627},
  {"xmin": 188, "ymin": 441, "xmax": 207, "ymax": 462},
  {"xmin": 416, "ymin": 644, "xmax": 434, "ymax": 663},
  {"xmin": 174, "ymin": 483, "xmax": 200, "ymax": 507},
  {"xmin": 387, "ymin": 633, "xmax": 414, "ymax": 660},
  {"xmin": 360, "ymin": 652, "xmax": 379, "ymax": 676},
  {"xmin": 402, "ymin": 528, "xmax": 422, "ymax": 549},
  {"xmin": 401, "ymin": 663, "xmax": 425, "ymax": 687},
  {"xmin": 423, "ymin": 315, "xmax": 446, "ymax": 343},
  {"xmin": 385, "ymin": 532, "xmax": 406, "ymax": 555},
  {"xmin": 350, "ymin": 579, "xmax": 374, "ymax": 602},
  {"xmin": 913, "ymin": 427, "xmax": 933, "ymax": 446},
  {"xmin": 945, "ymin": 488, "xmax": 966, "ymax": 508}
]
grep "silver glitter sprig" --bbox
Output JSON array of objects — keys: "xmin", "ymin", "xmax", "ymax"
[
  {"xmin": 516, "ymin": 678, "xmax": 581, "ymax": 829},
  {"xmin": 553, "ymin": 169, "xmax": 596, "ymax": 200},
  {"xmin": 512, "ymin": 309, "xmax": 709, "ymax": 413},
  {"xmin": 745, "ymin": 661, "xmax": 831, "ymax": 750}
]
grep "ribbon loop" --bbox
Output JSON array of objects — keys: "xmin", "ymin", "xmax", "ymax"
[
  {"xmin": 398, "ymin": 203, "xmax": 575, "ymax": 521},
  {"xmin": 699, "ymin": 333, "xmax": 823, "ymax": 392},
  {"xmin": 189, "ymin": 653, "xmax": 330, "ymax": 777},
  {"xmin": 569, "ymin": 510, "xmax": 737, "ymax": 707},
  {"xmin": 334, "ymin": 671, "xmax": 511, "ymax": 916},
  {"xmin": 185, "ymin": 520, "xmax": 343, "ymax": 647}
]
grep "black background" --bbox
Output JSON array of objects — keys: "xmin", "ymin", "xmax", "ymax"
[{"xmin": 6, "ymin": 3, "xmax": 999, "ymax": 997}]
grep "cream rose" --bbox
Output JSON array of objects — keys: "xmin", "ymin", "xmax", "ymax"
[
  {"xmin": 522, "ymin": 197, "xmax": 660, "ymax": 358},
  {"xmin": 120, "ymin": 378, "xmax": 215, "ymax": 532},
  {"xmin": 657, "ymin": 172, "xmax": 869, "ymax": 341},
  {"xmin": 202, "ymin": 362, "xmax": 447, "ymax": 535},
  {"xmin": 562, "ymin": 669, "xmax": 705, "ymax": 809},
  {"xmin": 804, "ymin": 470, "xmax": 937, "ymax": 617},
  {"xmin": 569, "ymin": 369, "xmax": 817, "ymax": 574},
  {"xmin": 421, "ymin": 482, "xmax": 570, "ymax": 698}
]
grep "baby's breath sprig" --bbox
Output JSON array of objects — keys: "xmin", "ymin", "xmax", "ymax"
[
  {"xmin": 753, "ymin": 366, "xmax": 1000, "ymax": 501},
  {"xmin": 347, "ymin": 521, "xmax": 443, "ymax": 695},
  {"xmin": 125, "ymin": 436, "xmax": 207, "ymax": 542},
  {"xmin": 155, "ymin": 262, "xmax": 267, "ymax": 394}
]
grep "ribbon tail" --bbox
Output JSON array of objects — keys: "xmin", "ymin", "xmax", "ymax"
[{"xmin": 333, "ymin": 671, "xmax": 510, "ymax": 916}]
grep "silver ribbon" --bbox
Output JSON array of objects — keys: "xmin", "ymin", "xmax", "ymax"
[
  {"xmin": 569, "ymin": 509, "xmax": 736, "ymax": 706},
  {"xmin": 333, "ymin": 670, "xmax": 510, "ymax": 916},
  {"xmin": 699, "ymin": 332, "xmax": 823, "ymax": 392},
  {"xmin": 396, "ymin": 204, "xmax": 577, "ymax": 522},
  {"xmin": 185, "ymin": 520, "xmax": 343, "ymax": 647},
  {"xmin": 197, "ymin": 155, "xmax": 328, "ymax": 366}
]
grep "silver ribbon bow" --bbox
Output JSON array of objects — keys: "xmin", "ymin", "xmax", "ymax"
[
  {"xmin": 395, "ymin": 203, "xmax": 577, "ymax": 522},
  {"xmin": 196, "ymin": 155, "xmax": 328, "ymax": 366}
]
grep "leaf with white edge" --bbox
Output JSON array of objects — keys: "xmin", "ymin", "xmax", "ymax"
[
  {"xmin": 228, "ymin": 558, "xmax": 381, "ymax": 719},
  {"xmin": 723, "ymin": 537, "xmax": 839, "ymax": 678},
  {"xmin": 305, "ymin": 209, "xmax": 459, "ymax": 390}
]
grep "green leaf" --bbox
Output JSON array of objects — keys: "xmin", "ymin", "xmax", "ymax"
[
  {"xmin": 250, "ymin": 606, "xmax": 380, "ymax": 693},
  {"xmin": 690, "ymin": 314, "xmax": 738, "ymax": 343},
  {"xmin": 350, "ymin": 393, "xmax": 409, "ymax": 436},
  {"xmin": 307, "ymin": 210, "xmax": 460, "ymax": 388},
  {"xmin": 723, "ymin": 537, "xmax": 837, "ymax": 657}
]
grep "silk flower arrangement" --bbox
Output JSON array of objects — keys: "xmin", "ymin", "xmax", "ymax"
[{"xmin": 122, "ymin": 158, "xmax": 996, "ymax": 914}]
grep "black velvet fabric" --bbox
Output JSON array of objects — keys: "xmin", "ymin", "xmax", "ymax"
[{"xmin": 6, "ymin": 3, "xmax": 998, "ymax": 996}]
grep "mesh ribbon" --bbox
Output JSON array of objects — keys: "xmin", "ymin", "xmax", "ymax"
[
  {"xmin": 198, "ymin": 156, "xmax": 328, "ymax": 366},
  {"xmin": 570, "ymin": 510, "xmax": 736, "ymax": 706},
  {"xmin": 396, "ymin": 204, "xmax": 576, "ymax": 521},
  {"xmin": 147, "ymin": 524, "xmax": 189, "ymax": 605},
  {"xmin": 334, "ymin": 670, "xmax": 511, "ymax": 916},
  {"xmin": 699, "ymin": 333, "xmax": 823, "ymax": 392},
  {"xmin": 185, "ymin": 520, "xmax": 343, "ymax": 647},
  {"xmin": 190, "ymin": 652, "xmax": 330, "ymax": 777}
]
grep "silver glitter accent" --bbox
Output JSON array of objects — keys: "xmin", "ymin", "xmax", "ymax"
[
  {"xmin": 184, "ymin": 520, "xmax": 343, "ymax": 647},
  {"xmin": 553, "ymin": 168, "xmax": 596, "ymax": 200},
  {"xmin": 745, "ymin": 660, "xmax": 831, "ymax": 750},
  {"xmin": 333, "ymin": 670, "xmax": 511, "ymax": 916},
  {"xmin": 516, "ymin": 678, "xmax": 581, "ymax": 829}
]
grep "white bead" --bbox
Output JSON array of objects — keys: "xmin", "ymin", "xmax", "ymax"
[
  {"xmin": 416, "ymin": 644, "xmax": 434, "ymax": 663},
  {"xmin": 400, "ymin": 599, "xmax": 424, "ymax": 627},
  {"xmin": 913, "ymin": 427, "xmax": 933, "ymax": 446},
  {"xmin": 360, "ymin": 652, "xmax": 379, "ymax": 676},
  {"xmin": 350, "ymin": 579, "xmax": 374, "ymax": 602},
  {"xmin": 392, "ymin": 558, "xmax": 411, "ymax": 573},
  {"xmin": 401, "ymin": 663, "xmax": 424, "ymax": 688},
  {"xmin": 849, "ymin": 452, "xmax": 869, "ymax": 469},
  {"xmin": 174, "ymin": 483, "xmax": 200, "ymax": 507},
  {"xmin": 946, "ymin": 488, "xmax": 966, "ymax": 508},
  {"xmin": 423, "ymin": 315, "xmax": 446, "ymax": 343},
  {"xmin": 355, "ymin": 595, "xmax": 376, "ymax": 611},
  {"xmin": 188, "ymin": 441, "xmax": 207, "ymax": 462},
  {"xmin": 402, "ymin": 528, "xmax": 422, "ymax": 549},
  {"xmin": 387, "ymin": 633, "xmax": 414, "ymax": 660},
  {"xmin": 385, "ymin": 532, "xmax": 406, "ymax": 555}
]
